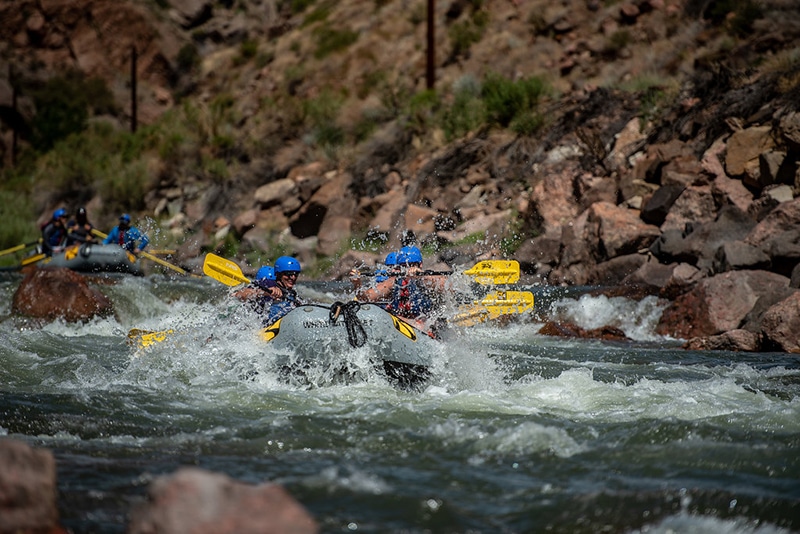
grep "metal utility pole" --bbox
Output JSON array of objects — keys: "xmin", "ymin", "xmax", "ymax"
[
  {"xmin": 131, "ymin": 45, "xmax": 138, "ymax": 133},
  {"xmin": 426, "ymin": 0, "xmax": 435, "ymax": 89}
]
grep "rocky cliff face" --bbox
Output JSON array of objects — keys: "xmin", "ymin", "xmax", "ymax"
[{"xmin": 2, "ymin": 0, "xmax": 800, "ymax": 351}]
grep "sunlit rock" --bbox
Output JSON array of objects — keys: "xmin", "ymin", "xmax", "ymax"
[
  {"xmin": 0, "ymin": 439, "xmax": 65, "ymax": 534},
  {"xmin": 127, "ymin": 467, "xmax": 318, "ymax": 534}
]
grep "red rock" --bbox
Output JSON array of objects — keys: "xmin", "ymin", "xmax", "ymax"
[
  {"xmin": 127, "ymin": 467, "xmax": 318, "ymax": 534},
  {"xmin": 0, "ymin": 439, "xmax": 65, "ymax": 534},
  {"xmin": 12, "ymin": 267, "xmax": 114, "ymax": 323}
]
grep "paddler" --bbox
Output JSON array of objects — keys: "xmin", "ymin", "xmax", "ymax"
[
  {"xmin": 235, "ymin": 256, "xmax": 303, "ymax": 326},
  {"xmin": 353, "ymin": 246, "xmax": 446, "ymax": 322},
  {"xmin": 233, "ymin": 265, "xmax": 276, "ymax": 314}
]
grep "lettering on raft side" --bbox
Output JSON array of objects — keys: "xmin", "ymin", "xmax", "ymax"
[{"xmin": 303, "ymin": 318, "xmax": 376, "ymax": 329}]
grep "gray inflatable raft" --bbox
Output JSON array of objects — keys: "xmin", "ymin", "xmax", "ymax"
[{"xmin": 260, "ymin": 302, "xmax": 438, "ymax": 388}]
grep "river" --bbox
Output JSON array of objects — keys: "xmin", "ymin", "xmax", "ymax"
[{"xmin": 1, "ymin": 273, "xmax": 798, "ymax": 533}]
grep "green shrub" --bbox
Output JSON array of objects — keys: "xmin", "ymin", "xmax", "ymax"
[
  {"xmin": 510, "ymin": 112, "xmax": 544, "ymax": 136},
  {"xmin": 26, "ymin": 70, "xmax": 117, "ymax": 152},
  {"xmin": 303, "ymin": 88, "xmax": 345, "ymax": 149},
  {"xmin": 442, "ymin": 88, "xmax": 486, "ymax": 141},
  {"xmin": 707, "ymin": 0, "xmax": 763, "ymax": 37},
  {"xmin": 303, "ymin": 2, "xmax": 332, "ymax": 26},
  {"xmin": 177, "ymin": 43, "xmax": 200, "ymax": 73},
  {"xmin": 448, "ymin": 6, "xmax": 489, "ymax": 58},
  {"xmin": 406, "ymin": 89, "xmax": 441, "ymax": 132},
  {"xmin": 356, "ymin": 69, "xmax": 386, "ymax": 100},
  {"xmin": 313, "ymin": 24, "xmax": 359, "ymax": 59},
  {"xmin": 238, "ymin": 39, "xmax": 259, "ymax": 61},
  {"xmin": 481, "ymin": 73, "xmax": 547, "ymax": 128},
  {"xmin": 0, "ymin": 191, "xmax": 38, "ymax": 261},
  {"xmin": 448, "ymin": 20, "xmax": 483, "ymax": 58}
]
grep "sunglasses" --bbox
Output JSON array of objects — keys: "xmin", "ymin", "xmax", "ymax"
[{"xmin": 281, "ymin": 272, "xmax": 299, "ymax": 278}]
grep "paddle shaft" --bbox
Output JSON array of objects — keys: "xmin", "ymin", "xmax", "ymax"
[{"xmin": 0, "ymin": 240, "xmax": 40, "ymax": 257}]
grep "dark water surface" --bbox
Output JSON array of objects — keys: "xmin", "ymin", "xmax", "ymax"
[{"xmin": 1, "ymin": 274, "xmax": 798, "ymax": 533}]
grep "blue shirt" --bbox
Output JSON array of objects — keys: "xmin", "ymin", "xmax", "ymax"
[{"xmin": 103, "ymin": 225, "xmax": 149, "ymax": 252}]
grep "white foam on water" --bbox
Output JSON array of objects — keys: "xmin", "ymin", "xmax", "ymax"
[{"xmin": 550, "ymin": 293, "xmax": 668, "ymax": 341}]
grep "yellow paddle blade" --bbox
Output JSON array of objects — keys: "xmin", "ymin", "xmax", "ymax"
[
  {"xmin": 203, "ymin": 253, "xmax": 251, "ymax": 286},
  {"xmin": 127, "ymin": 328, "xmax": 174, "ymax": 348},
  {"xmin": 450, "ymin": 290, "xmax": 534, "ymax": 326},
  {"xmin": 463, "ymin": 260, "xmax": 520, "ymax": 285}
]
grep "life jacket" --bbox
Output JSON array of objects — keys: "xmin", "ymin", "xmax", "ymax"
[
  {"xmin": 260, "ymin": 284, "xmax": 300, "ymax": 326},
  {"xmin": 388, "ymin": 277, "xmax": 433, "ymax": 319},
  {"xmin": 42, "ymin": 222, "xmax": 67, "ymax": 247}
]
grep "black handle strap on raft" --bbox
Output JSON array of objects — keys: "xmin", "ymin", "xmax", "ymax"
[{"xmin": 329, "ymin": 301, "xmax": 368, "ymax": 348}]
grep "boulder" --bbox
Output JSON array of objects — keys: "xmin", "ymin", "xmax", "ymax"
[
  {"xmin": 650, "ymin": 206, "xmax": 756, "ymax": 271},
  {"xmin": 587, "ymin": 253, "xmax": 648, "ymax": 285},
  {"xmin": 127, "ymin": 467, "xmax": 318, "ymax": 534},
  {"xmin": 656, "ymin": 270, "xmax": 790, "ymax": 339},
  {"xmin": 0, "ymin": 439, "xmax": 64, "ymax": 534},
  {"xmin": 640, "ymin": 184, "xmax": 685, "ymax": 226},
  {"xmin": 254, "ymin": 178, "xmax": 296, "ymax": 208},
  {"xmin": 12, "ymin": 267, "xmax": 114, "ymax": 323},
  {"xmin": 660, "ymin": 185, "xmax": 717, "ymax": 232},
  {"xmin": 724, "ymin": 125, "xmax": 774, "ymax": 177},
  {"xmin": 711, "ymin": 175, "xmax": 753, "ymax": 214},
  {"xmin": 526, "ymin": 162, "xmax": 580, "ymax": 236},
  {"xmin": 712, "ymin": 241, "xmax": 771, "ymax": 273},
  {"xmin": 744, "ymin": 197, "xmax": 800, "ymax": 248},
  {"xmin": 683, "ymin": 329, "xmax": 761, "ymax": 352},
  {"xmin": 538, "ymin": 321, "xmax": 630, "ymax": 341},
  {"xmin": 759, "ymin": 292, "xmax": 800, "ymax": 353},
  {"xmin": 586, "ymin": 201, "xmax": 660, "ymax": 260},
  {"xmin": 622, "ymin": 260, "xmax": 702, "ymax": 298}
]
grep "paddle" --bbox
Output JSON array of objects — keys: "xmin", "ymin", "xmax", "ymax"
[
  {"xmin": 91, "ymin": 229, "xmax": 190, "ymax": 276},
  {"xmin": 356, "ymin": 259, "xmax": 521, "ymax": 285},
  {"xmin": 450, "ymin": 290, "xmax": 535, "ymax": 327},
  {"xmin": 202, "ymin": 252, "xmax": 251, "ymax": 286},
  {"xmin": 127, "ymin": 328, "xmax": 174, "ymax": 349},
  {"xmin": 128, "ymin": 254, "xmax": 252, "ymax": 347},
  {"xmin": 0, "ymin": 240, "xmax": 40, "ymax": 258},
  {"xmin": 463, "ymin": 260, "xmax": 520, "ymax": 285},
  {"xmin": 20, "ymin": 252, "xmax": 48, "ymax": 266}
]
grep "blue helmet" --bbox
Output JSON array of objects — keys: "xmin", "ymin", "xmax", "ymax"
[
  {"xmin": 256, "ymin": 265, "xmax": 275, "ymax": 281},
  {"xmin": 397, "ymin": 246, "xmax": 423, "ymax": 265},
  {"xmin": 384, "ymin": 251, "xmax": 398, "ymax": 266},
  {"xmin": 119, "ymin": 213, "xmax": 131, "ymax": 224},
  {"xmin": 53, "ymin": 208, "xmax": 67, "ymax": 220},
  {"xmin": 274, "ymin": 256, "xmax": 301, "ymax": 274}
]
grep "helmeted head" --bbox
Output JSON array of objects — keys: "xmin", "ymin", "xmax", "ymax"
[
  {"xmin": 119, "ymin": 213, "xmax": 131, "ymax": 228},
  {"xmin": 275, "ymin": 256, "xmax": 301, "ymax": 274},
  {"xmin": 397, "ymin": 246, "xmax": 423, "ymax": 266},
  {"xmin": 384, "ymin": 251, "xmax": 397, "ymax": 266},
  {"xmin": 256, "ymin": 265, "xmax": 275, "ymax": 281},
  {"xmin": 76, "ymin": 207, "xmax": 88, "ymax": 224},
  {"xmin": 274, "ymin": 256, "xmax": 301, "ymax": 288},
  {"xmin": 53, "ymin": 208, "xmax": 67, "ymax": 222}
]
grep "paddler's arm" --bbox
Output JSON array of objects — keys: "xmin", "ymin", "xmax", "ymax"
[
  {"xmin": 233, "ymin": 286, "xmax": 269, "ymax": 301},
  {"xmin": 355, "ymin": 277, "xmax": 393, "ymax": 302}
]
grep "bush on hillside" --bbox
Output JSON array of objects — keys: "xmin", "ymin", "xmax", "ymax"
[
  {"xmin": 482, "ymin": 73, "xmax": 547, "ymax": 129},
  {"xmin": 27, "ymin": 70, "xmax": 116, "ymax": 153}
]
